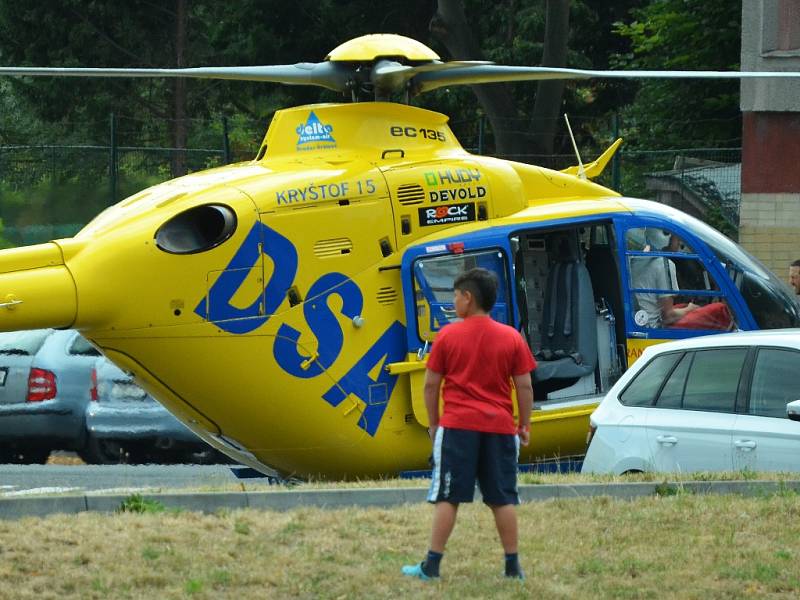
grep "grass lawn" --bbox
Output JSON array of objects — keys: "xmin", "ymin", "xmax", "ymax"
[{"xmin": 0, "ymin": 488, "xmax": 798, "ymax": 599}]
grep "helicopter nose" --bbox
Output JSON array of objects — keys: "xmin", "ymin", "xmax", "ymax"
[{"xmin": 0, "ymin": 242, "xmax": 78, "ymax": 332}]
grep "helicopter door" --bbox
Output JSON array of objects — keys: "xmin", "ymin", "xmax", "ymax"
[
  {"xmin": 200, "ymin": 215, "xmax": 270, "ymax": 334},
  {"xmin": 511, "ymin": 225, "xmax": 613, "ymax": 402},
  {"xmin": 619, "ymin": 220, "xmax": 744, "ymax": 364},
  {"xmin": 396, "ymin": 243, "xmax": 512, "ymax": 426}
]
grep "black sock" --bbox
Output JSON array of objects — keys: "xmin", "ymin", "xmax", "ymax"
[
  {"xmin": 505, "ymin": 553, "xmax": 523, "ymax": 577},
  {"xmin": 422, "ymin": 550, "xmax": 443, "ymax": 577}
]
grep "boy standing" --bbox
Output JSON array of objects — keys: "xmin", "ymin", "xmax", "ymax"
[{"xmin": 402, "ymin": 267, "xmax": 536, "ymax": 581}]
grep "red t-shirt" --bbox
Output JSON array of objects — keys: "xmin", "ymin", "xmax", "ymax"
[{"xmin": 426, "ymin": 315, "xmax": 537, "ymax": 434}]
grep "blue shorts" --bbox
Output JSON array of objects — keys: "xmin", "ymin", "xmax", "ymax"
[{"xmin": 427, "ymin": 426, "xmax": 520, "ymax": 506}]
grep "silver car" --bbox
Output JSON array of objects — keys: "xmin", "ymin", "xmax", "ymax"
[
  {"xmin": 0, "ymin": 329, "xmax": 99, "ymax": 463},
  {"xmin": 84, "ymin": 357, "xmax": 218, "ymax": 464}
]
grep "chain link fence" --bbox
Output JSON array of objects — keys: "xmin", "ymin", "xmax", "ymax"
[{"xmin": 0, "ymin": 114, "xmax": 742, "ymax": 246}]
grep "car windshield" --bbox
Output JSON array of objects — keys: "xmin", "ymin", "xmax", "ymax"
[{"xmin": 0, "ymin": 329, "xmax": 52, "ymax": 355}]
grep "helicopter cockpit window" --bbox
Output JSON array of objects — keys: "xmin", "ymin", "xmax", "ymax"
[
  {"xmin": 625, "ymin": 227, "xmax": 735, "ymax": 331},
  {"xmin": 413, "ymin": 249, "xmax": 509, "ymax": 342},
  {"xmin": 695, "ymin": 222, "xmax": 800, "ymax": 329},
  {"xmin": 155, "ymin": 204, "xmax": 237, "ymax": 255}
]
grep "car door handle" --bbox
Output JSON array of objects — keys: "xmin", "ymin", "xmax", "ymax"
[
  {"xmin": 656, "ymin": 435, "xmax": 678, "ymax": 446},
  {"xmin": 734, "ymin": 440, "xmax": 757, "ymax": 450}
]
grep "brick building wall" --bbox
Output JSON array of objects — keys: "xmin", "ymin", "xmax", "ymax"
[
  {"xmin": 740, "ymin": 1, "xmax": 800, "ymax": 283},
  {"xmin": 739, "ymin": 193, "xmax": 800, "ymax": 273}
]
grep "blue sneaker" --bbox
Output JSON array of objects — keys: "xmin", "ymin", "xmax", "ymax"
[{"xmin": 401, "ymin": 562, "xmax": 436, "ymax": 581}]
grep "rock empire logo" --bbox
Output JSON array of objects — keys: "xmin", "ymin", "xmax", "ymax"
[{"xmin": 296, "ymin": 111, "xmax": 336, "ymax": 148}]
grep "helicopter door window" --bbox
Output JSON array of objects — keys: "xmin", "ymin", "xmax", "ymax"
[
  {"xmin": 413, "ymin": 249, "xmax": 509, "ymax": 343},
  {"xmin": 625, "ymin": 227, "xmax": 736, "ymax": 332}
]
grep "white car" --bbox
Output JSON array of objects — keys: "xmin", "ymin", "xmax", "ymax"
[{"xmin": 582, "ymin": 330, "xmax": 800, "ymax": 474}]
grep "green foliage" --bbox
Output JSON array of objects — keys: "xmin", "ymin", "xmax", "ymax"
[
  {"xmin": 0, "ymin": 217, "xmax": 12, "ymax": 249},
  {"xmin": 118, "ymin": 493, "xmax": 166, "ymax": 514},
  {"xmin": 210, "ymin": 569, "xmax": 232, "ymax": 588},
  {"xmin": 141, "ymin": 546, "xmax": 161, "ymax": 561},
  {"xmin": 612, "ymin": 0, "xmax": 742, "ymax": 149},
  {"xmin": 233, "ymin": 519, "xmax": 251, "ymax": 535},
  {"xmin": 654, "ymin": 480, "xmax": 693, "ymax": 497},
  {"xmin": 420, "ymin": 1, "xmax": 644, "ymax": 155},
  {"xmin": 0, "ymin": 0, "xmax": 748, "ymax": 238}
]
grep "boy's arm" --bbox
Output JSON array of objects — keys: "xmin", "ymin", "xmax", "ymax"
[
  {"xmin": 424, "ymin": 369, "xmax": 443, "ymax": 439},
  {"xmin": 512, "ymin": 373, "xmax": 533, "ymax": 446}
]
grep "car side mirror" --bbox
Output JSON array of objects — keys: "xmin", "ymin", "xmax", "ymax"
[{"xmin": 787, "ymin": 399, "xmax": 800, "ymax": 422}]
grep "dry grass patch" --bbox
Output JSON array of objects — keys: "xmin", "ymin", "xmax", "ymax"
[
  {"xmin": 0, "ymin": 491, "xmax": 799, "ymax": 599},
  {"xmin": 111, "ymin": 470, "xmax": 800, "ymax": 496}
]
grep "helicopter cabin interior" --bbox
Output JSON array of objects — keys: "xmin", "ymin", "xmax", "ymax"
[
  {"xmin": 404, "ymin": 208, "xmax": 800, "ymax": 406},
  {"xmin": 513, "ymin": 223, "xmax": 623, "ymax": 402},
  {"xmin": 409, "ymin": 221, "xmax": 627, "ymax": 404}
]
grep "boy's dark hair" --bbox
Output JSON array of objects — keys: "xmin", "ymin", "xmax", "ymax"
[
  {"xmin": 453, "ymin": 267, "xmax": 498, "ymax": 312},
  {"xmin": 792, "ymin": 259, "xmax": 800, "ymax": 268}
]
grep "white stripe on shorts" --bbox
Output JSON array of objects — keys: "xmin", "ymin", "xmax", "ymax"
[{"xmin": 427, "ymin": 426, "xmax": 444, "ymax": 502}]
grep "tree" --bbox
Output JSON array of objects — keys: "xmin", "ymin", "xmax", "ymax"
[
  {"xmin": 612, "ymin": 0, "xmax": 742, "ymax": 149},
  {"xmin": 430, "ymin": 0, "xmax": 529, "ymax": 158},
  {"xmin": 529, "ymin": 0, "xmax": 570, "ymax": 155},
  {"xmin": 430, "ymin": 0, "xmax": 572, "ymax": 158}
]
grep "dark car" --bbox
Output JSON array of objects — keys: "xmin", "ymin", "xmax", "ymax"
[{"xmin": 83, "ymin": 356, "xmax": 221, "ymax": 464}]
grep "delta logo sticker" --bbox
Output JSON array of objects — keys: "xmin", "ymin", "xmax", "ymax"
[
  {"xmin": 296, "ymin": 111, "xmax": 336, "ymax": 150},
  {"xmin": 418, "ymin": 202, "xmax": 476, "ymax": 226}
]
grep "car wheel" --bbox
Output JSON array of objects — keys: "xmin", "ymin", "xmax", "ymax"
[
  {"xmin": 23, "ymin": 449, "xmax": 51, "ymax": 464},
  {"xmin": 80, "ymin": 436, "xmax": 129, "ymax": 465},
  {"xmin": 0, "ymin": 448, "xmax": 51, "ymax": 464}
]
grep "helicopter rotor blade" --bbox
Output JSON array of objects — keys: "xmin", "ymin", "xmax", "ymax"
[
  {"xmin": 370, "ymin": 59, "xmax": 492, "ymax": 95},
  {"xmin": 4, "ymin": 60, "xmax": 798, "ymax": 98},
  {"xmin": 412, "ymin": 64, "xmax": 800, "ymax": 93},
  {"xmin": 0, "ymin": 62, "xmax": 353, "ymax": 92}
]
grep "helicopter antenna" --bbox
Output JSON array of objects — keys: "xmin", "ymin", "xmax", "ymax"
[{"xmin": 564, "ymin": 114, "xmax": 586, "ymax": 180}]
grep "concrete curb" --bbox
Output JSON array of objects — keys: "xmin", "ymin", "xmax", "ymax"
[{"xmin": 1, "ymin": 480, "xmax": 798, "ymax": 520}]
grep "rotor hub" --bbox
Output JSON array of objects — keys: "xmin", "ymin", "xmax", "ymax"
[{"xmin": 326, "ymin": 34, "xmax": 440, "ymax": 63}]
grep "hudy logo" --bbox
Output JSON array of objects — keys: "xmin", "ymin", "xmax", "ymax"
[{"xmin": 296, "ymin": 111, "xmax": 336, "ymax": 147}]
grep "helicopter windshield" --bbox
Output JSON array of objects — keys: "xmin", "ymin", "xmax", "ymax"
[{"xmin": 678, "ymin": 216, "xmax": 800, "ymax": 329}]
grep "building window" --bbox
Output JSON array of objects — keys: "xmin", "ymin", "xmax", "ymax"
[
  {"xmin": 763, "ymin": 0, "xmax": 800, "ymax": 53},
  {"xmin": 778, "ymin": 0, "xmax": 800, "ymax": 50}
]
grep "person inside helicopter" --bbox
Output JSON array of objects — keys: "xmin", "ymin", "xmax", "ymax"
[{"xmin": 630, "ymin": 228, "xmax": 733, "ymax": 331}]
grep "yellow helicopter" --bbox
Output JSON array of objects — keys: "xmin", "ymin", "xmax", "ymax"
[{"xmin": 1, "ymin": 34, "xmax": 799, "ymax": 479}]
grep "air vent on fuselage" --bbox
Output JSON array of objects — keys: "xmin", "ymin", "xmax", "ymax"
[
  {"xmin": 396, "ymin": 183, "xmax": 425, "ymax": 205},
  {"xmin": 314, "ymin": 238, "xmax": 353, "ymax": 258},
  {"xmin": 376, "ymin": 286, "xmax": 398, "ymax": 305}
]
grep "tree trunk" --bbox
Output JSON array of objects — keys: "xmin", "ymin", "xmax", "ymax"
[
  {"xmin": 171, "ymin": 0, "xmax": 188, "ymax": 177},
  {"xmin": 529, "ymin": 0, "xmax": 570, "ymax": 157},
  {"xmin": 430, "ymin": 0, "xmax": 527, "ymax": 159}
]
